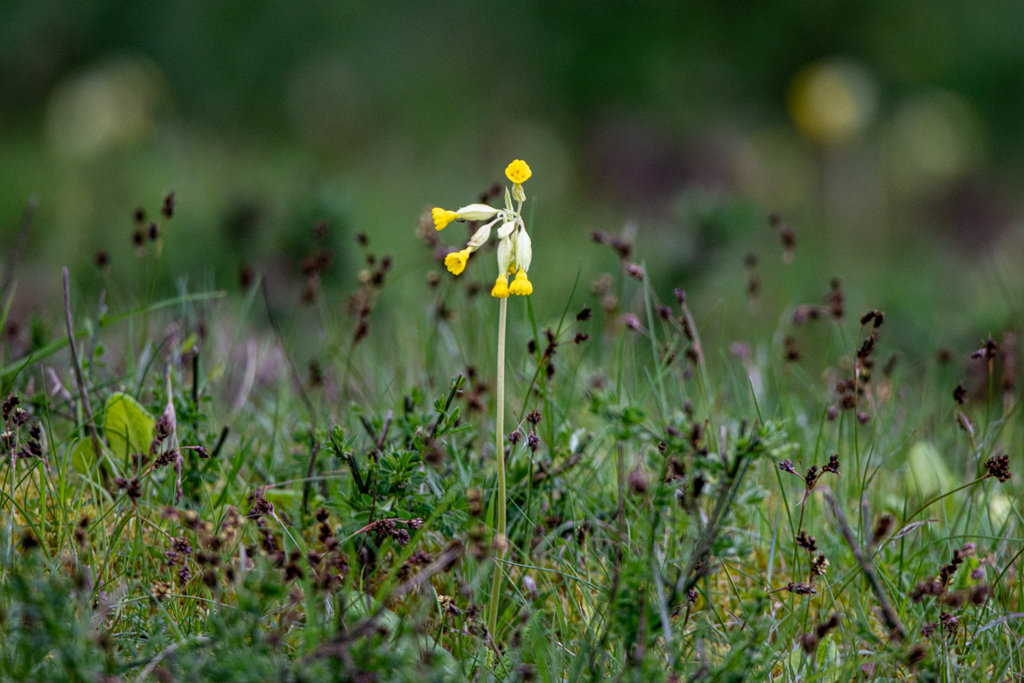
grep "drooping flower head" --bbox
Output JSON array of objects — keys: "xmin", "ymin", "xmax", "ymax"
[{"xmin": 433, "ymin": 160, "xmax": 534, "ymax": 298}]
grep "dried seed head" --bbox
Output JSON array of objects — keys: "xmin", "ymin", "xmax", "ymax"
[
  {"xmin": 467, "ymin": 488, "xmax": 482, "ymax": 517},
  {"xmin": 906, "ymin": 643, "xmax": 927, "ymax": 668},
  {"xmin": 527, "ymin": 432, "xmax": 540, "ymax": 453},
  {"xmin": 627, "ymin": 468, "xmax": 649, "ymax": 495},
  {"xmin": 171, "ymin": 537, "xmax": 193, "ymax": 556},
  {"xmin": 815, "ymin": 613, "xmax": 840, "ymax": 638},
  {"xmin": 800, "ymin": 632, "xmax": 819, "ymax": 655},
  {"xmin": 796, "ymin": 530, "xmax": 817, "ymax": 553},
  {"xmin": 939, "ymin": 590, "xmax": 967, "ymax": 608},
  {"xmin": 984, "ymin": 453, "xmax": 1011, "ymax": 483},
  {"xmin": 622, "ymin": 313, "xmax": 642, "ymax": 331},
  {"xmin": 871, "ymin": 514, "xmax": 895, "ymax": 544},
  {"xmin": 939, "ymin": 611, "xmax": 958, "ymax": 636},
  {"xmin": 246, "ymin": 490, "xmax": 274, "ymax": 519},
  {"xmin": 1, "ymin": 394, "xmax": 19, "ymax": 421},
  {"xmin": 969, "ymin": 584, "xmax": 990, "ymax": 605},
  {"xmin": 804, "ymin": 465, "xmax": 819, "ymax": 489},
  {"xmin": 151, "ymin": 580, "xmax": 172, "ymax": 602},
  {"xmin": 161, "ymin": 191, "xmax": 176, "ymax": 219},
  {"xmin": 826, "ymin": 278, "xmax": 844, "ymax": 319}
]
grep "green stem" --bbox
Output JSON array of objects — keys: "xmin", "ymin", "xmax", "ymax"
[{"xmin": 487, "ymin": 296, "xmax": 508, "ymax": 646}]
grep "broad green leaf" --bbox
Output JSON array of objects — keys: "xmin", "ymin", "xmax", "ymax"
[
  {"xmin": 71, "ymin": 438, "xmax": 97, "ymax": 475},
  {"xmin": 104, "ymin": 392, "xmax": 155, "ymax": 461},
  {"xmin": 905, "ymin": 441, "xmax": 953, "ymax": 498},
  {"xmin": 265, "ymin": 488, "xmax": 301, "ymax": 510}
]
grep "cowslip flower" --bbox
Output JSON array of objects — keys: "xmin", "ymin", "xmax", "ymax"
[
  {"xmin": 428, "ymin": 159, "xmax": 538, "ymax": 648},
  {"xmin": 434, "ymin": 160, "xmax": 534, "ymax": 297}
]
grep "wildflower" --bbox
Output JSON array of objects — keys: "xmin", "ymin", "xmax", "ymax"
[
  {"xmin": 429, "ymin": 161, "xmax": 538, "ymax": 647},
  {"xmin": 445, "ymin": 249, "xmax": 471, "ymax": 275},
  {"xmin": 435, "ymin": 161, "xmax": 534, "ymax": 297},
  {"xmin": 509, "ymin": 269, "xmax": 533, "ymax": 295},
  {"xmin": 431, "ymin": 204, "xmax": 499, "ymax": 231},
  {"xmin": 505, "ymin": 159, "xmax": 532, "ymax": 199},
  {"xmin": 491, "ymin": 274, "xmax": 510, "ymax": 298}
]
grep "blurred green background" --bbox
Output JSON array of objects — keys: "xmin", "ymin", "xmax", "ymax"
[{"xmin": 3, "ymin": 0, "xmax": 1024, "ymax": 360}]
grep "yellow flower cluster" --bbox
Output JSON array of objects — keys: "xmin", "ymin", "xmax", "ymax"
[{"xmin": 433, "ymin": 160, "xmax": 535, "ymax": 297}]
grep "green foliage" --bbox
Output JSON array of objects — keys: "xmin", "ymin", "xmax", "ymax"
[{"xmin": 1, "ymin": 196, "xmax": 1024, "ymax": 683}]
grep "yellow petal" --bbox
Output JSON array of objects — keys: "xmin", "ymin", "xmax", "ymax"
[
  {"xmin": 509, "ymin": 270, "xmax": 533, "ymax": 296},
  {"xmin": 445, "ymin": 249, "xmax": 469, "ymax": 275},
  {"xmin": 505, "ymin": 159, "xmax": 532, "ymax": 185},
  {"xmin": 491, "ymin": 274, "xmax": 510, "ymax": 298},
  {"xmin": 432, "ymin": 207, "xmax": 458, "ymax": 231}
]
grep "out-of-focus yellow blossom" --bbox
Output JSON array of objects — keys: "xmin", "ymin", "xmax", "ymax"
[
  {"xmin": 491, "ymin": 274, "xmax": 510, "ymax": 298},
  {"xmin": 433, "ymin": 160, "xmax": 536, "ymax": 297}
]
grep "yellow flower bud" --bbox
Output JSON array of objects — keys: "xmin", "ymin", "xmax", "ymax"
[
  {"xmin": 491, "ymin": 274, "xmax": 510, "ymax": 298},
  {"xmin": 432, "ymin": 207, "xmax": 458, "ymax": 231},
  {"xmin": 445, "ymin": 249, "xmax": 470, "ymax": 276},
  {"xmin": 508, "ymin": 270, "xmax": 533, "ymax": 296},
  {"xmin": 505, "ymin": 159, "xmax": 531, "ymax": 185}
]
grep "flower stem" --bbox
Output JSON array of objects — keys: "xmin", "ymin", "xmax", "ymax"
[{"xmin": 487, "ymin": 296, "xmax": 508, "ymax": 646}]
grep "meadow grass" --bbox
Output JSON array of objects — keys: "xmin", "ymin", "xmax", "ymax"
[{"xmin": 0, "ymin": 195, "xmax": 1021, "ymax": 683}]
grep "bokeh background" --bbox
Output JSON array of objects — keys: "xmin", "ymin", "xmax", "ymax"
[{"xmin": 3, "ymin": 0, "xmax": 1024, "ymax": 361}]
